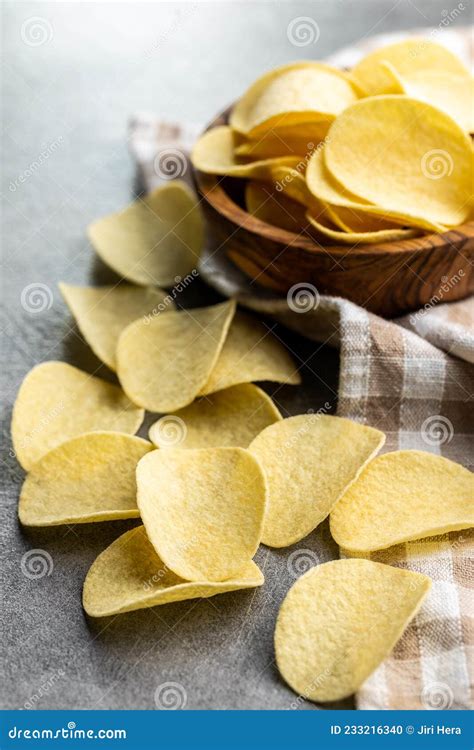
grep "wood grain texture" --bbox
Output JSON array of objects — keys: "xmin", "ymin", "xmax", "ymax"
[{"xmin": 193, "ymin": 109, "xmax": 474, "ymax": 317}]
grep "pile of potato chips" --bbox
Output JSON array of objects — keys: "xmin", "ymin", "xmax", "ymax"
[
  {"xmin": 11, "ymin": 36, "xmax": 474, "ymax": 704},
  {"xmin": 192, "ymin": 39, "xmax": 473, "ymax": 244}
]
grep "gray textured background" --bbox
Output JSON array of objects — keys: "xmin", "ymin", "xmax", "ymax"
[{"xmin": 1, "ymin": 0, "xmax": 467, "ymax": 711}]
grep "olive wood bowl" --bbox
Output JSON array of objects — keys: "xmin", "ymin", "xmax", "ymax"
[{"xmin": 193, "ymin": 107, "xmax": 474, "ymax": 317}]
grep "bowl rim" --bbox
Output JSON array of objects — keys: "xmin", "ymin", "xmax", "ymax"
[{"xmin": 192, "ymin": 105, "xmax": 471, "ymax": 258}]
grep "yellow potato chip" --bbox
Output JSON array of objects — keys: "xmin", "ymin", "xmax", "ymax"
[
  {"xmin": 330, "ymin": 450, "xmax": 474, "ymax": 553},
  {"xmin": 117, "ymin": 300, "xmax": 236, "ymax": 412},
  {"xmin": 11, "ymin": 362, "xmax": 144, "ymax": 470},
  {"xmin": 350, "ymin": 38, "xmax": 470, "ymax": 96},
  {"xmin": 149, "ymin": 384, "xmax": 281, "ymax": 450},
  {"xmin": 274, "ymin": 559, "xmax": 431, "ymax": 702},
  {"xmin": 234, "ymin": 125, "xmax": 328, "ymax": 159},
  {"xmin": 245, "ymin": 181, "xmax": 309, "ymax": 233},
  {"xmin": 267, "ymin": 165, "xmax": 319, "ymax": 208},
  {"xmin": 323, "ymin": 202, "xmax": 401, "ymax": 233},
  {"xmin": 19, "ymin": 432, "xmax": 153, "ymax": 526},
  {"xmin": 199, "ymin": 311, "xmax": 300, "ymax": 396},
  {"xmin": 88, "ymin": 181, "xmax": 203, "ymax": 287},
  {"xmin": 389, "ymin": 67, "xmax": 474, "ymax": 134},
  {"xmin": 59, "ymin": 283, "xmax": 173, "ymax": 371},
  {"xmin": 249, "ymin": 415, "xmax": 385, "ymax": 548},
  {"xmin": 306, "ymin": 212, "xmax": 418, "ymax": 244},
  {"xmin": 306, "ymin": 149, "xmax": 446, "ymax": 233},
  {"xmin": 136, "ymin": 447, "xmax": 267, "ymax": 581},
  {"xmin": 191, "ymin": 125, "xmax": 299, "ymax": 177},
  {"xmin": 324, "ymin": 96, "xmax": 473, "ymax": 227},
  {"xmin": 83, "ymin": 526, "xmax": 264, "ymax": 617},
  {"xmin": 230, "ymin": 62, "xmax": 358, "ymax": 135}
]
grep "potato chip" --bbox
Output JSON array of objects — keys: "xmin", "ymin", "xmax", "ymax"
[
  {"xmin": 389, "ymin": 68, "xmax": 474, "ymax": 134},
  {"xmin": 249, "ymin": 415, "xmax": 385, "ymax": 548},
  {"xmin": 88, "ymin": 181, "xmax": 203, "ymax": 287},
  {"xmin": 191, "ymin": 125, "xmax": 299, "ymax": 177},
  {"xmin": 267, "ymin": 165, "xmax": 325, "ymax": 213},
  {"xmin": 305, "ymin": 149, "xmax": 446, "ymax": 233},
  {"xmin": 59, "ymin": 283, "xmax": 173, "ymax": 371},
  {"xmin": 199, "ymin": 311, "xmax": 300, "ymax": 396},
  {"xmin": 229, "ymin": 62, "xmax": 358, "ymax": 135},
  {"xmin": 19, "ymin": 432, "xmax": 153, "ymax": 526},
  {"xmin": 149, "ymin": 384, "xmax": 281, "ymax": 450},
  {"xmin": 330, "ymin": 450, "xmax": 474, "ymax": 553},
  {"xmin": 274, "ymin": 559, "xmax": 431, "ymax": 702},
  {"xmin": 11, "ymin": 362, "xmax": 144, "ymax": 470},
  {"xmin": 324, "ymin": 96, "xmax": 473, "ymax": 227},
  {"xmin": 306, "ymin": 212, "xmax": 418, "ymax": 244},
  {"xmin": 136, "ymin": 447, "xmax": 267, "ymax": 581},
  {"xmin": 83, "ymin": 526, "xmax": 264, "ymax": 617},
  {"xmin": 245, "ymin": 181, "xmax": 309, "ymax": 233},
  {"xmin": 117, "ymin": 300, "xmax": 235, "ymax": 412},
  {"xmin": 235, "ymin": 125, "xmax": 328, "ymax": 160},
  {"xmin": 350, "ymin": 38, "xmax": 470, "ymax": 96},
  {"xmin": 323, "ymin": 202, "xmax": 401, "ymax": 233}
]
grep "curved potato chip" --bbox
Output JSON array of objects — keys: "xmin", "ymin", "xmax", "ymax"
[
  {"xmin": 11, "ymin": 362, "xmax": 144, "ymax": 470},
  {"xmin": 149, "ymin": 384, "xmax": 281, "ymax": 450},
  {"xmin": 245, "ymin": 181, "xmax": 309, "ymax": 233},
  {"xmin": 19, "ymin": 432, "xmax": 153, "ymax": 526},
  {"xmin": 323, "ymin": 202, "xmax": 401, "ymax": 233},
  {"xmin": 88, "ymin": 181, "xmax": 203, "ymax": 287},
  {"xmin": 199, "ymin": 311, "xmax": 300, "ymax": 396},
  {"xmin": 235, "ymin": 124, "xmax": 329, "ymax": 159},
  {"xmin": 230, "ymin": 62, "xmax": 358, "ymax": 135},
  {"xmin": 249, "ymin": 415, "xmax": 385, "ymax": 548},
  {"xmin": 274, "ymin": 559, "xmax": 431, "ymax": 702},
  {"xmin": 136, "ymin": 447, "xmax": 267, "ymax": 581},
  {"xmin": 267, "ymin": 165, "xmax": 319, "ymax": 209},
  {"xmin": 117, "ymin": 300, "xmax": 235, "ymax": 412},
  {"xmin": 83, "ymin": 526, "xmax": 264, "ymax": 617},
  {"xmin": 324, "ymin": 96, "xmax": 473, "ymax": 227},
  {"xmin": 389, "ymin": 67, "xmax": 474, "ymax": 134},
  {"xmin": 350, "ymin": 38, "xmax": 470, "ymax": 96},
  {"xmin": 191, "ymin": 126, "xmax": 299, "ymax": 177},
  {"xmin": 59, "ymin": 283, "xmax": 173, "ymax": 371},
  {"xmin": 330, "ymin": 450, "xmax": 474, "ymax": 553},
  {"xmin": 306, "ymin": 212, "xmax": 418, "ymax": 244},
  {"xmin": 306, "ymin": 149, "xmax": 446, "ymax": 233}
]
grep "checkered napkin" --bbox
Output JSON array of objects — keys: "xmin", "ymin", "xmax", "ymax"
[{"xmin": 129, "ymin": 27, "xmax": 473, "ymax": 710}]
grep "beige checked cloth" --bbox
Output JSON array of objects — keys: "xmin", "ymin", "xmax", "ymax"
[{"xmin": 129, "ymin": 28, "xmax": 473, "ymax": 710}]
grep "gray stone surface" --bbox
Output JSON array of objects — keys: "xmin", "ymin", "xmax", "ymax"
[{"xmin": 1, "ymin": 0, "xmax": 464, "ymax": 710}]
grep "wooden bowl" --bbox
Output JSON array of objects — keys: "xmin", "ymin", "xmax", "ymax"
[{"xmin": 193, "ymin": 108, "xmax": 474, "ymax": 317}]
